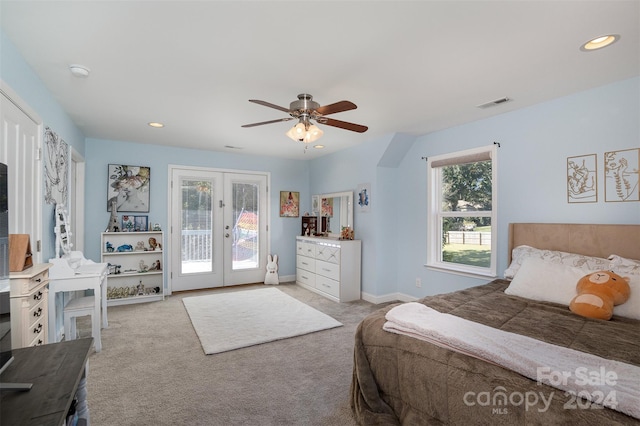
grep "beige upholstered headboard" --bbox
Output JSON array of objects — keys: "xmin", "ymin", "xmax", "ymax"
[{"xmin": 508, "ymin": 223, "xmax": 640, "ymax": 263}]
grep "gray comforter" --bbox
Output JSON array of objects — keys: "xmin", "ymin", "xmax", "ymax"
[{"xmin": 350, "ymin": 279, "xmax": 640, "ymax": 425}]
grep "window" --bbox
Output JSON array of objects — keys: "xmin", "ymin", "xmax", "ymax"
[{"xmin": 427, "ymin": 145, "xmax": 497, "ymax": 277}]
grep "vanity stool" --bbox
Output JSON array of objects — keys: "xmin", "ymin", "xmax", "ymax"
[{"xmin": 64, "ymin": 296, "xmax": 102, "ymax": 352}]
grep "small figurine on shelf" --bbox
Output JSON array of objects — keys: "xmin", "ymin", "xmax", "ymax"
[
  {"xmin": 135, "ymin": 241, "xmax": 145, "ymax": 251},
  {"xmin": 153, "ymin": 223, "xmax": 162, "ymax": 231},
  {"xmin": 138, "ymin": 259, "xmax": 149, "ymax": 272},
  {"xmin": 137, "ymin": 280, "xmax": 145, "ymax": 296},
  {"xmin": 107, "ymin": 263, "xmax": 122, "ymax": 275},
  {"xmin": 117, "ymin": 244, "xmax": 133, "ymax": 252},
  {"xmin": 148, "ymin": 237, "xmax": 158, "ymax": 251},
  {"xmin": 106, "ymin": 199, "xmax": 119, "ymax": 232},
  {"xmin": 106, "ymin": 241, "xmax": 114, "ymax": 253},
  {"xmin": 149, "ymin": 259, "xmax": 161, "ymax": 271}
]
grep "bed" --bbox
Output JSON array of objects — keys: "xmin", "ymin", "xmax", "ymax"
[{"xmin": 350, "ymin": 223, "xmax": 640, "ymax": 425}]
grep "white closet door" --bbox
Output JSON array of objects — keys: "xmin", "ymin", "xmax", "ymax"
[{"xmin": 0, "ymin": 86, "xmax": 43, "ymax": 263}]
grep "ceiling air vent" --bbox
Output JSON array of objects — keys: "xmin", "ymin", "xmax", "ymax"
[{"xmin": 476, "ymin": 97, "xmax": 511, "ymax": 109}]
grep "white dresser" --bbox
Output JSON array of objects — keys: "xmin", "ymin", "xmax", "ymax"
[
  {"xmin": 296, "ymin": 236, "xmax": 361, "ymax": 302},
  {"xmin": 9, "ymin": 263, "xmax": 51, "ymax": 349}
]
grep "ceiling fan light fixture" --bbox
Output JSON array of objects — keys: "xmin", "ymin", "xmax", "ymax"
[{"xmin": 286, "ymin": 122, "xmax": 323, "ymax": 143}]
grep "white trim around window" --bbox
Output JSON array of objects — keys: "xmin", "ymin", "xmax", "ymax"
[{"xmin": 426, "ymin": 144, "xmax": 498, "ymax": 278}]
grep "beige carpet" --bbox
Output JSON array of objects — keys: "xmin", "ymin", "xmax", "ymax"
[
  {"xmin": 183, "ymin": 287, "xmax": 342, "ymax": 354},
  {"xmin": 81, "ymin": 283, "xmax": 394, "ymax": 425}
]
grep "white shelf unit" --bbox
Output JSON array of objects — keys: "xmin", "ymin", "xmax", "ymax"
[{"xmin": 101, "ymin": 231, "xmax": 165, "ymax": 306}]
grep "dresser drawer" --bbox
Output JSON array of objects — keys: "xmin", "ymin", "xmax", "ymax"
[
  {"xmin": 315, "ymin": 244, "xmax": 340, "ymax": 264},
  {"xmin": 27, "ymin": 288, "xmax": 46, "ymax": 309},
  {"xmin": 297, "ymin": 241, "xmax": 316, "ymax": 258},
  {"xmin": 27, "ymin": 328, "xmax": 46, "ymax": 347},
  {"xmin": 25, "ymin": 315, "xmax": 46, "ymax": 345},
  {"xmin": 296, "ymin": 255, "xmax": 315, "ymax": 272},
  {"xmin": 315, "ymin": 275, "xmax": 339, "ymax": 298},
  {"xmin": 10, "ymin": 269, "xmax": 49, "ymax": 296},
  {"xmin": 296, "ymin": 269, "xmax": 316, "ymax": 288},
  {"xmin": 28, "ymin": 298, "xmax": 46, "ymax": 327},
  {"xmin": 316, "ymin": 260, "xmax": 339, "ymax": 281}
]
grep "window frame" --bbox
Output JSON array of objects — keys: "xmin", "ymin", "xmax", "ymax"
[{"xmin": 426, "ymin": 144, "xmax": 498, "ymax": 277}]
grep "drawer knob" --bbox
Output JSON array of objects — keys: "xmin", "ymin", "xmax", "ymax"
[
  {"xmin": 33, "ymin": 324, "xmax": 42, "ymax": 334},
  {"xmin": 33, "ymin": 291, "xmax": 43, "ymax": 301},
  {"xmin": 33, "ymin": 307, "xmax": 42, "ymax": 317}
]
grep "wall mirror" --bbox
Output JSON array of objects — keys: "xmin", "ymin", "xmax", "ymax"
[{"xmin": 312, "ymin": 191, "xmax": 353, "ymax": 238}]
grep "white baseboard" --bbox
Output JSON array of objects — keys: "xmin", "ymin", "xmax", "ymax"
[{"xmin": 361, "ymin": 291, "xmax": 418, "ymax": 305}]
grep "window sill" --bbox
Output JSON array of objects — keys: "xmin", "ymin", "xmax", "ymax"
[{"xmin": 424, "ymin": 263, "xmax": 497, "ymax": 280}]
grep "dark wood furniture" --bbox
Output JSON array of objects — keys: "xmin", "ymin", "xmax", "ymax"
[{"xmin": 1, "ymin": 338, "xmax": 92, "ymax": 425}]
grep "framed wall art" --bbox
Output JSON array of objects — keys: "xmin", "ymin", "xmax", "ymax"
[
  {"xmin": 605, "ymin": 148, "xmax": 639, "ymax": 202},
  {"xmin": 280, "ymin": 191, "xmax": 299, "ymax": 217},
  {"xmin": 567, "ymin": 154, "xmax": 597, "ymax": 203},
  {"xmin": 44, "ymin": 126, "xmax": 70, "ymax": 206},
  {"xmin": 107, "ymin": 164, "xmax": 150, "ymax": 212},
  {"xmin": 357, "ymin": 183, "xmax": 371, "ymax": 212}
]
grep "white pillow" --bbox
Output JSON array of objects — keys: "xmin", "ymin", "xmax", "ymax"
[
  {"xmin": 504, "ymin": 245, "xmax": 609, "ymax": 279},
  {"xmin": 504, "ymin": 257, "xmax": 593, "ymax": 306},
  {"xmin": 608, "ymin": 254, "xmax": 640, "ymax": 276},
  {"xmin": 612, "ymin": 271, "xmax": 640, "ymax": 320}
]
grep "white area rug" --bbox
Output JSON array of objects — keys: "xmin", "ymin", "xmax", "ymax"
[{"xmin": 182, "ymin": 287, "xmax": 342, "ymax": 354}]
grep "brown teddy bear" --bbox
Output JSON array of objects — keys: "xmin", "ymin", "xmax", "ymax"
[{"xmin": 569, "ymin": 270, "xmax": 631, "ymax": 320}]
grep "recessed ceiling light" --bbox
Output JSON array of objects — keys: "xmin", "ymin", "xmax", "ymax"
[
  {"xmin": 580, "ymin": 34, "xmax": 620, "ymax": 51},
  {"xmin": 69, "ymin": 64, "xmax": 90, "ymax": 78},
  {"xmin": 314, "ymin": 145, "xmax": 324, "ymax": 149},
  {"xmin": 148, "ymin": 122, "xmax": 164, "ymax": 128}
]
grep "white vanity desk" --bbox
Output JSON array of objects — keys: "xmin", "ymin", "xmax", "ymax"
[{"xmin": 47, "ymin": 259, "xmax": 108, "ymax": 349}]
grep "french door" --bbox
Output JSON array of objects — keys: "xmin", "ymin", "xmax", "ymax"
[{"xmin": 169, "ymin": 166, "xmax": 268, "ymax": 292}]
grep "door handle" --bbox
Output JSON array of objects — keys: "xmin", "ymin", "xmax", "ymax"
[{"xmin": 225, "ymin": 233, "xmax": 230, "ymax": 238}]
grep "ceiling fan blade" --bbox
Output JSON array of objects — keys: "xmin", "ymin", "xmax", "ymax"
[
  {"xmin": 241, "ymin": 117, "xmax": 294, "ymax": 128},
  {"xmin": 315, "ymin": 100, "xmax": 357, "ymax": 116},
  {"xmin": 248, "ymin": 99, "xmax": 291, "ymax": 113},
  {"xmin": 319, "ymin": 117, "xmax": 368, "ymax": 133}
]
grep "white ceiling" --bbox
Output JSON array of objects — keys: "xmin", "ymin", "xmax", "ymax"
[{"xmin": 1, "ymin": 1, "xmax": 638, "ymax": 160}]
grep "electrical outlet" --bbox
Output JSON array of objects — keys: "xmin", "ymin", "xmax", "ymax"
[{"xmin": 415, "ymin": 278, "xmax": 421, "ymax": 288}]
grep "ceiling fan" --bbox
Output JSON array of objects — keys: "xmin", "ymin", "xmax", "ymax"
[{"xmin": 241, "ymin": 93, "xmax": 368, "ymax": 143}]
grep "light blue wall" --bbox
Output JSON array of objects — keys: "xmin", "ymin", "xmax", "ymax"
[
  {"xmin": 309, "ymin": 76, "xmax": 639, "ymax": 300},
  {"xmin": 3, "ymin": 27, "xmax": 638, "ymax": 301},
  {"xmin": 84, "ymin": 138, "xmax": 309, "ymax": 284},
  {"xmin": 399, "ymin": 76, "xmax": 639, "ymax": 298},
  {"xmin": 1, "ymin": 30, "xmax": 86, "ymax": 261}
]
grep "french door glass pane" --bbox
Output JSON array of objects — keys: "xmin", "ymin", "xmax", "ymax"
[
  {"xmin": 232, "ymin": 182, "xmax": 259, "ymax": 270},
  {"xmin": 441, "ymin": 217, "xmax": 491, "ymax": 268},
  {"xmin": 181, "ymin": 179, "xmax": 212, "ymax": 274}
]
